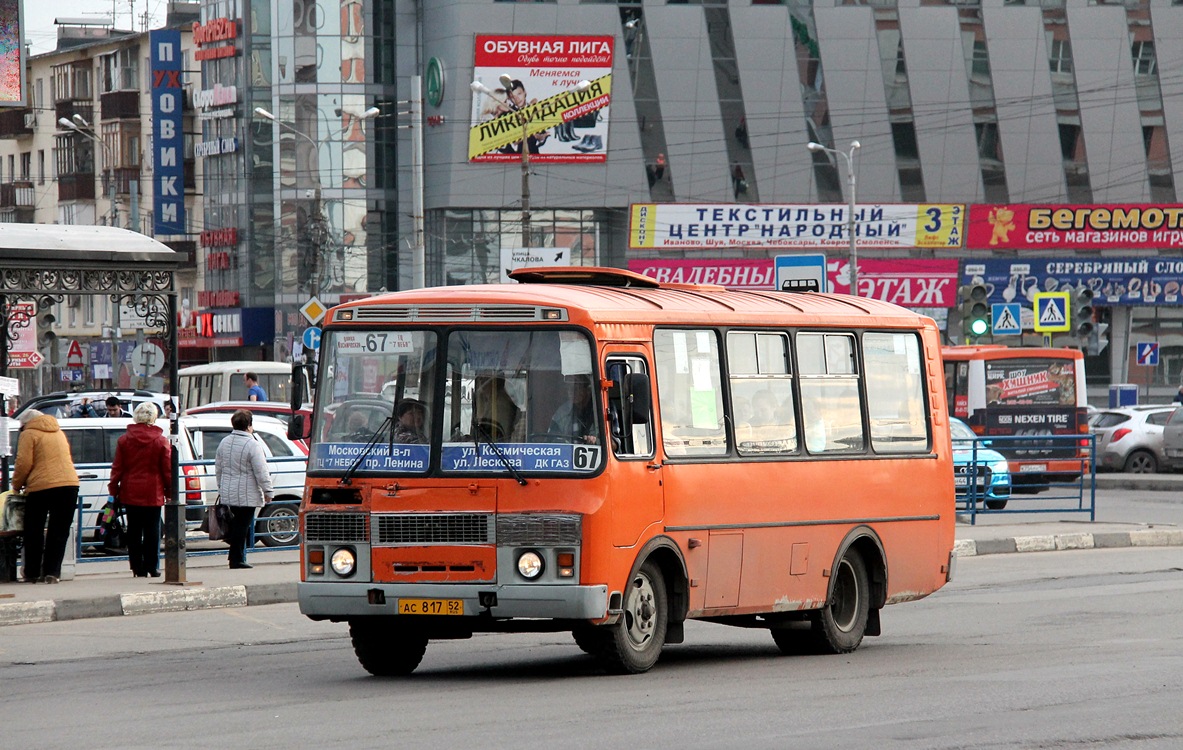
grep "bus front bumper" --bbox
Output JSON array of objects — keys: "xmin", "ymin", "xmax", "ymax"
[{"xmin": 298, "ymin": 581, "xmax": 609, "ymax": 621}]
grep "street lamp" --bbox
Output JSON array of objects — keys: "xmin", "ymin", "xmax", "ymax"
[
  {"xmin": 470, "ymin": 78, "xmax": 591, "ymax": 251},
  {"xmin": 253, "ymin": 106, "xmax": 380, "ymax": 294},
  {"xmin": 807, "ymin": 140, "xmax": 861, "ymax": 296},
  {"xmin": 59, "ymin": 115, "xmax": 117, "ymax": 227}
]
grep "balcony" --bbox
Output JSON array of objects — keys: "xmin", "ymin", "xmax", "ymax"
[
  {"xmin": 55, "ymin": 100, "xmax": 95, "ymax": 128},
  {"xmin": 58, "ymin": 174, "xmax": 96, "ymax": 202},
  {"xmin": 0, "ymin": 108, "xmax": 34, "ymax": 138},
  {"xmin": 100, "ymin": 90, "xmax": 140, "ymax": 121},
  {"xmin": 0, "ymin": 180, "xmax": 36, "ymax": 223},
  {"xmin": 103, "ymin": 166, "xmax": 142, "ymax": 195}
]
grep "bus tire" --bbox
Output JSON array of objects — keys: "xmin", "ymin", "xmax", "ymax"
[
  {"xmin": 256, "ymin": 502, "xmax": 300, "ymax": 547},
  {"xmin": 349, "ymin": 618, "xmax": 428, "ymax": 676},
  {"xmin": 596, "ymin": 560, "xmax": 668, "ymax": 674},
  {"xmin": 810, "ymin": 548, "xmax": 869, "ymax": 654},
  {"xmin": 571, "ymin": 625, "xmax": 604, "ymax": 655}
]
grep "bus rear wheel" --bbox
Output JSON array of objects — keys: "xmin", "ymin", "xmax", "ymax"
[
  {"xmin": 809, "ymin": 548, "xmax": 869, "ymax": 654},
  {"xmin": 595, "ymin": 560, "xmax": 668, "ymax": 674},
  {"xmin": 349, "ymin": 618, "xmax": 428, "ymax": 676}
]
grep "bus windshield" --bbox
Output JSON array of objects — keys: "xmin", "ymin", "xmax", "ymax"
[{"xmin": 309, "ymin": 327, "xmax": 604, "ymax": 476}]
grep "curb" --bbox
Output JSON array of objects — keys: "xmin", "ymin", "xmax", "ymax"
[
  {"xmin": 0, "ymin": 583, "xmax": 283, "ymax": 626},
  {"xmin": 954, "ymin": 528, "xmax": 1183, "ymax": 557}
]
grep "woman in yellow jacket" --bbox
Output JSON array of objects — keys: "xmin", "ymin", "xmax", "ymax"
[{"xmin": 12, "ymin": 409, "xmax": 80, "ymax": 583}]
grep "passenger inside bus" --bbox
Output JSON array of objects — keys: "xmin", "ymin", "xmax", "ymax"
[{"xmin": 471, "ymin": 374, "xmax": 519, "ymax": 441}]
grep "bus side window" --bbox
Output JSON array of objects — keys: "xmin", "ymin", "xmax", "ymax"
[{"xmin": 607, "ymin": 358, "xmax": 654, "ymax": 458}]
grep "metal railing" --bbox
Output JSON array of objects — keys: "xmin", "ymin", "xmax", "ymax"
[
  {"xmin": 957, "ymin": 434, "xmax": 1096, "ymax": 525},
  {"xmin": 73, "ymin": 455, "xmax": 306, "ymax": 561}
]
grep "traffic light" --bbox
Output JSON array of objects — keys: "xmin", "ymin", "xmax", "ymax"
[
  {"xmin": 959, "ymin": 282, "xmax": 990, "ymax": 342},
  {"xmin": 37, "ymin": 311, "xmax": 58, "ymax": 365},
  {"xmin": 1071, "ymin": 285, "xmax": 1095, "ymax": 339}
]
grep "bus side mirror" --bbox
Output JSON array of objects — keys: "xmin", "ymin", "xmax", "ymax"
[
  {"xmin": 290, "ymin": 363, "xmax": 306, "ymax": 412},
  {"xmin": 288, "ymin": 414, "xmax": 305, "ymax": 442},
  {"xmin": 626, "ymin": 373, "xmax": 651, "ymax": 422}
]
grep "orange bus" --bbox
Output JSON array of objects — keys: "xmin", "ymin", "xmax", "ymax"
[
  {"xmin": 296, "ymin": 268, "xmax": 956, "ymax": 675},
  {"xmin": 941, "ymin": 345, "xmax": 1089, "ymax": 493}
]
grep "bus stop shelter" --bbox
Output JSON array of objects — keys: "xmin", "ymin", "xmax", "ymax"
[{"xmin": 0, "ymin": 224, "xmax": 188, "ymax": 583}]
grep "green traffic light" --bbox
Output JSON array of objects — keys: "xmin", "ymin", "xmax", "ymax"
[{"xmin": 969, "ymin": 318, "xmax": 989, "ymax": 336}]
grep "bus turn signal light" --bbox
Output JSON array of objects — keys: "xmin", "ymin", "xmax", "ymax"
[{"xmin": 557, "ymin": 552, "xmax": 575, "ymax": 578}]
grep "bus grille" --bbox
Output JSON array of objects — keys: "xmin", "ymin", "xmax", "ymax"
[
  {"xmin": 496, "ymin": 514, "xmax": 582, "ymax": 546},
  {"xmin": 375, "ymin": 513, "xmax": 492, "ymax": 544},
  {"xmin": 305, "ymin": 512, "xmax": 369, "ymax": 542}
]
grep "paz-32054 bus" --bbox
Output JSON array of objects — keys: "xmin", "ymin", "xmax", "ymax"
[{"xmin": 295, "ymin": 268, "xmax": 956, "ymax": 675}]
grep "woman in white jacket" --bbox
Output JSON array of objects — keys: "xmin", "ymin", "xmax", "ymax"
[{"xmin": 214, "ymin": 410, "xmax": 274, "ymax": 569}]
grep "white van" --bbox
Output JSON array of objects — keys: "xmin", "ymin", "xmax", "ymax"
[{"xmin": 178, "ymin": 361, "xmax": 308, "ymax": 410}]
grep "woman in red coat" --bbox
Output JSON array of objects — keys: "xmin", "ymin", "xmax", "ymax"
[{"xmin": 108, "ymin": 402, "xmax": 171, "ymax": 577}]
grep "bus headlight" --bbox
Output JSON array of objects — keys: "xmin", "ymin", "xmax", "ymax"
[
  {"xmin": 330, "ymin": 548, "xmax": 357, "ymax": 577},
  {"xmin": 517, "ymin": 550, "xmax": 544, "ymax": 579}
]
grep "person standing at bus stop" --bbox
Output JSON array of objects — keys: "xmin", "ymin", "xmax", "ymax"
[
  {"xmin": 11, "ymin": 409, "xmax": 79, "ymax": 584},
  {"xmin": 214, "ymin": 409, "xmax": 274, "ymax": 569},
  {"xmin": 108, "ymin": 402, "xmax": 171, "ymax": 578},
  {"xmin": 245, "ymin": 372, "xmax": 267, "ymax": 402}
]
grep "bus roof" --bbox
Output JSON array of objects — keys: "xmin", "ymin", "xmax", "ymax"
[
  {"xmin": 328, "ymin": 267, "xmax": 934, "ymax": 329},
  {"xmin": 179, "ymin": 361, "xmax": 292, "ymax": 375},
  {"xmin": 941, "ymin": 345, "xmax": 1083, "ymax": 361}
]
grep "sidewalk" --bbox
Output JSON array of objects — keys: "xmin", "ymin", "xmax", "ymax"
[{"xmin": 1, "ymin": 517, "xmax": 1180, "ymax": 628}]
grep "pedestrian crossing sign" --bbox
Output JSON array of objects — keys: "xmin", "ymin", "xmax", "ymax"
[
  {"xmin": 991, "ymin": 303, "xmax": 1022, "ymax": 335},
  {"xmin": 1032, "ymin": 292, "xmax": 1070, "ymax": 333}
]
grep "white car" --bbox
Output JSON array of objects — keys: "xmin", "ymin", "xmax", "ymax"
[{"xmin": 7, "ymin": 414, "xmax": 306, "ymax": 549}]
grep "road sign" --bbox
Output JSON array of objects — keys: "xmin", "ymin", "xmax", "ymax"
[
  {"xmin": 130, "ymin": 342, "xmax": 166, "ymax": 376},
  {"xmin": 1136, "ymin": 342, "xmax": 1160, "ymax": 366},
  {"xmin": 991, "ymin": 303, "xmax": 1022, "ymax": 335},
  {"xmin": 1032, "ymin": 292, "xmax": 1070, "ymax": 333},
  {"xmin": 66, "ymin": 339, "xmax": 84, "ymax": 368},
  {"xmin": 774, "ymin": 253, "xmax": 827, "ymax": 293},
  {"xmin": 302, "ymin": 326, "xmax": 322, "ymax": 351},
  {"xmin": 8, "ymin": 350, "xmax": 43, "ymax": 368},
  {"xmin": 300, "ymin": 297, "xmax": 327, "ymax": 325}
]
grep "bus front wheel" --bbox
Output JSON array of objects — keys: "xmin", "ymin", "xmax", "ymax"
[
  {"xmin": 349, "ymin": 618, "xmax": 428, "ymax": 676},
  {"xmin": 597, "ymin": 560, "xmax": 668, "ymax": 674},
  {"xmin": 810, "ymin": 549, "xmax": 870, "ymax": 654}
]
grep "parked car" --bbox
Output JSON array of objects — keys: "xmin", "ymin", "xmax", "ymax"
[
  {"xmin": 15, "ymin": 390, "xmax": 169, "ymax": 420},
  {"xmin": 181, "ymin": 401, "xmax": 312, "ymax": 447},
  {"xmin": 177, "ymin": 413, "xmax": 307, "ymax": 546},
  {"xmin": 6, "ymin": 413, "xmax": 306, "ymax": 549},
  {"xmin": 1159, "ymin": 406, "xmax": 1183, "ymax": 472},
  {"xmin": 1090, "ymin": 405, "xmax": 1176, "ymax": 473},
  {"xmin": 950, "ymin": 417, "xmax": 1012, "ymax": 510}
]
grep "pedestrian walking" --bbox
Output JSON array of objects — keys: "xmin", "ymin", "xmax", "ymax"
[
  {"xmin": 11, "ymin": 409, "xmax": 80, "ymax": 584},
  {"xmin": 214, "ymin": 409, "xmax": 274, "ymax": 569},
  {"xmin": 108, "ymin": 402, "xmax": 171, "ymax": 578}
]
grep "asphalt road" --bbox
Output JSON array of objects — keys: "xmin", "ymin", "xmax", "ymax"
[{"xmin": 1, "ymin": 546, "xmax": 1180, "ymax": 749}]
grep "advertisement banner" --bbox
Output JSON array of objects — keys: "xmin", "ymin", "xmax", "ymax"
[
  {"xmin": 962, "ymin": 257, "xmax": 1183, "ymax": 307},
  {"xmin": 5, "ymin": 301, "xmax": 37, "ymax": 368},
  {"xmin": 150, "ymin": 29, "xmax": 186, "ymax": 234},
  {"xmin": 967, "ymin": 204, "xmax": 1183, "ymax": 250},
  {"xmin": 629, "ymin": 203, "xmax": 965, "ymax": 251},
  {"xmin": 469, "ymin": 35, "xmax": 613, "ymax": 163},
  {"xmin": 0, "ymin": 0, "xmax": 25, "ymax": 106},
  {"xmin": 628, "ymin": 258, "xmax": 960, "ymax": 307}
]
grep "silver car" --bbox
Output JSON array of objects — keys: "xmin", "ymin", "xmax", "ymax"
[
  {"xmin": 1090, "ymin": 405, "xmax": 1176, "ymax": 473},
  {"xmin": 1159, "ymin": 406, "xmax": 1183, "ymax": 471}
]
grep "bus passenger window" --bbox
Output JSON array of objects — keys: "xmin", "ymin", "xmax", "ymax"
[
  {"xmin": 863, "ymin": 332, "xmax": 928, "ymax": 453},
  {"xmin": 727, "ymin": 331, "xmax": 795, "ymax": 456},
  {"xmin": 655, "ymin": 329, "xmax": 727, "ymax": 458},
  {"xmin": 798, "ymin": 332, "xmax": 865, "ymax": 455}
]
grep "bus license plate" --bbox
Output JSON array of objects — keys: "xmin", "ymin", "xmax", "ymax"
[{"xmin": 398, "ymin": 598, "xmax": 463, "ymax": 616}]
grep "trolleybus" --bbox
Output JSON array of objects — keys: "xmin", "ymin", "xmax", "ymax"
[{"xmin": 296, "ymin": 267, "xmax": 957, "ymax": 675}]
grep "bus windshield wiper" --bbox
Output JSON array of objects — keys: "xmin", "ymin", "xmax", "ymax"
[
  {"xmin": 472, "ymin": 423, "xmax": 528, "ymax": 486},
  {"xmin": 339, "ymin": 413, "xmax": 394, "ymax": 486}
]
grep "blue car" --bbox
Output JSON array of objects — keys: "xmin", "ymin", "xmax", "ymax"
[{"xmin": 950, "ymin": 417, "xmax": 1011, "ymax": 510}]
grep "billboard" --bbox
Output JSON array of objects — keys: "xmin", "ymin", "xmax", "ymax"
[
  {"xmin": 469, "ymin": 35, "xmax": 613, "ymax": 163},
  {"xmin": 150, "ymin": 29, "xmax": 186, "ymax": 235},
  {"xmin": 628, "ymin": 257, "xmax": 961, "ymax": 306},
  {"xmin": 967, "ymin": 203, "xmax": 1183, "ymax": 250},
  {"xmin": 0, "ymin": 0, "xmax": 24, "ymax": 106},
  {"xmin": 962, "ymin": 257, "xmax": 1183, "ymax": 307},
  {"xmin": 629, "ymin": 203, "xmax": 965, "ymax": 251}
]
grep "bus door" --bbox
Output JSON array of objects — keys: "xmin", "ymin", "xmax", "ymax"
[{"xmin": 604, "ymin": 351, "xmax": 661, "ymax": 547}]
